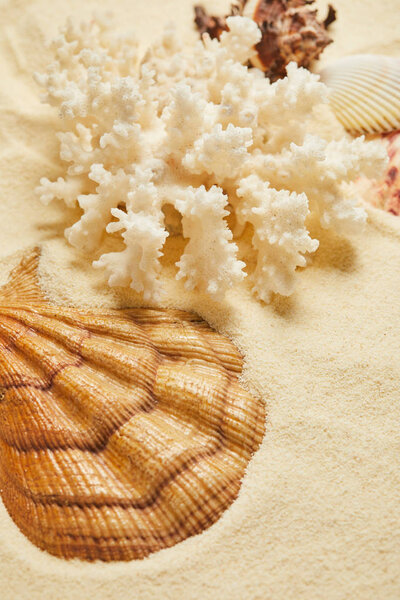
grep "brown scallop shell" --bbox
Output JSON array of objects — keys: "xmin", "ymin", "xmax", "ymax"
[{"xmin": 0, "ymin": 249, "xmax": 265, "ymax": 561}]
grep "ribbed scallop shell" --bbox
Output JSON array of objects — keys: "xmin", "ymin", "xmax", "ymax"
[
  {"xmin": 0, "ymin": 249, "xmax": 265, "ymax": 561},
  {"xmin": 320, "ymin": 54, "xmax": 400, "ymax": 134}
]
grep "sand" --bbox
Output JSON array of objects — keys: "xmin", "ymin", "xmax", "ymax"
[{"xmin": 1, "ymin": 0, "xmax": 400, "ymax": 598}]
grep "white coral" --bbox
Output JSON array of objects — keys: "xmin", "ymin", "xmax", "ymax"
[
  {"xmin": 237, "ymin": 175, "xmax": 319, "ymax": 301},
  {"xmin": 219, "ymin": 16, "xmax": 261, "ymax": 64},
  {"xmin": 183, "ymin": 123, "xmax": 253, "ymax": 182},
  {"xmin": 174, "ymin": 185, "xmax": 245, "ymax": 296},
  {"xmin": 93, "ymin": 209, "xmax": 168, "ymax": 301},
  {"xmin": 35, "ymin": 15, "xmax": 387, "ymax": 302}
]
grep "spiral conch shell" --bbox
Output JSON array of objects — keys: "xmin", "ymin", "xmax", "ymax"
[{"xmin": 0, "ymin": 249, "xmax": 265, "ymax": 561}]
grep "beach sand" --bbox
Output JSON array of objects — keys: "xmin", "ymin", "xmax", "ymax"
[{"xmin": 1, "ymin": 1, "xmax": 400, "ymax": 598}]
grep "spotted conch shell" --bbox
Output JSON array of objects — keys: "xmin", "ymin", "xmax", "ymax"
[
  {"xmin": 0, "ymin": 249, "xmax": 265, "ymax": 561},
  {"xmin": 320, "ymin": 54, "xmax": 400, "ymax": 135}
]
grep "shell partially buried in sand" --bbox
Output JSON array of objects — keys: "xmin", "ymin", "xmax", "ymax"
[{"xmin": 0, "ymin": 249, "xmax": 265, "ymax": 561}]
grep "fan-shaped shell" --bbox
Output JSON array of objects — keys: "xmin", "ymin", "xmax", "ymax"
[
  {"xmin": 0, "ymin": 249, "xmax": 265, "ymax": 561},
  {"xmin": 320, "ymin": 54, "xmax": 400, "ymax": 134}
]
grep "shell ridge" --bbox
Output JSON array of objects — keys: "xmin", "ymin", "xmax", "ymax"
[
  {"xmin": 3, "ymin": 471, "xmax": 241, "ymax": 554},
  {"xmin": 321, "ymin": 54, "xmax": 400, "ymax": 134},
  {"xmin": 1, "ymin": 357, "xmax": 263, "ymax": 459},
  {"xmin": 3, "ymin": 433, "xmax": 237, "ymax": 511},
  {"xmin": 0, "ymin": 313, "xmax": 90, "ymax": 357},
  {"xmin": 94, "ymin": 374, "xmax": 232, "ymax": 509},
  {"xmin": 1, "ymin": 379, "xmax": 256, "ymax": 464},
  {"xmin": 1, "ymin": 428, "xmax": 259, "ymax": 560},
  {"xmin": 0, "ymin": 305, "xmax": 155, "ymax": 350},
  {"xmin": 0, "ymin": 318, "xmax": 31, "ymax": 354},
  {"xmin": 0, "ymin": 326, "xmax": 88, "ymax": 391},
  {"xmin": 0, "ymin": 313, "xmax": 158, "ymax": 399},
  {"xmin": 331, "ymin": 89, "xmax": 394, "ymax": 131},
  {"xmin": 2, "ymin": 370, "xmax": 246, "ymax": 513},
  {"xmin": 0, "ymin": 248, "xmax": 45, "ymax": 304},
  {"xmin": 331, "ymin": 94, "xmax": 382, "ymax": 133},
  {"xmin": 196, "ymin": 324, "xmax": 242, "ymax": 375},
  {"xmin": 0, "ymin": 389, "xmax": 155, "ymax": 453},
  {"xmin": 78, "ymin": 337, "xmax": 159, "ymax": 391},
  {"xmin": 331, "ymin": 76, "xmax": 399, "ymax": 114}
]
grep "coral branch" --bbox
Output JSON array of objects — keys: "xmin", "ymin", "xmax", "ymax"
[{"xmin": 36, "ymin": 16, "xmax": 386, "ymax": 302}]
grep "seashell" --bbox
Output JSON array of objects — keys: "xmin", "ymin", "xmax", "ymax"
[
  {"xmin": 320, "ymin": 54, "xmax": 400, "ymax": 135},
  {"xmin": 195, "ymin": 0, "xmax": 335, "ymax": 82},
  {"xmin": 244, "ymin": 0, "xmax": 334, "ymax": 80},
  {"xmin": 380, "ymin": 130, "xmax": 400, "ymax": 215},
  {"xmin": 0, "ymin": 249, "xmax": 265, "ymax": 561},
  {"xmin": 351, "ymin": 130, "xmax": 400, "ymax": 215}
]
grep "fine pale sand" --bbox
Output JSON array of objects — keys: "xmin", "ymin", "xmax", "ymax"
[{"xmin": 1, "ymin": 1, "xmax": 400, "ymax": 599}]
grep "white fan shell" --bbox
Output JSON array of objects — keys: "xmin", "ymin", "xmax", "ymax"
[{"xmin": 320, "ymin": 54, "xmax": 400, "ymax": 134}]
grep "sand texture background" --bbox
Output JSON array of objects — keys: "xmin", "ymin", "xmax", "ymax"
[{"xmin": 1, "ymin": 1, "xmax": 400, "ymax": 598}]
